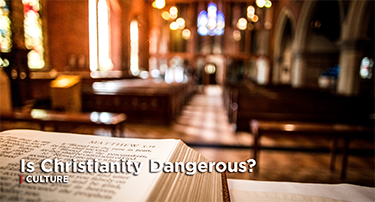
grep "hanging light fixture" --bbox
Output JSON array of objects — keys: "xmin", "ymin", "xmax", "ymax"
[
  {"xmin": 169, "ymin": 6, "xmax": 178, "ymax": 20},
  {"xmin": 256, "ymin": 0, "xmax": 272, "ymax": 8},
  {"xmin": 256, "ymin": 0, "xmax": 266, "ymax": 8},
  {"xmin": 237, "ymin": 18, "xmax": 248, "ymax": 30},
  {"xmin": 233, "ymin": 30, "xmax": 241, "ymax": 41},
  {"xmin": 152, "ymin": 0, "xmax": 165, "ymax": 9},
  {"xmin": 176, "ymin": 18, "xmax": 185, "ymax": 29},
  {"xmin": 182, "ymin": 29, "xmax": 191, "ymax": 40},
  {"xmin": 169, "ymin": 21, "xmax": 179, "ymax": 30},
  {"xmin": 265, "ymin": 0, "xmax": 272, "ymax": 8},
  {"xmin": 161, "ymin": 11, "xmax": 171, "ymax": 20},
  {"xmin": 197, "ymin": 3, "xmax": 225, "ymax": 36}
]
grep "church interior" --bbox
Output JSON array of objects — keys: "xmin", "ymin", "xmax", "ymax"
[{"xmin": 0, "ymin": 0, "xmax": 374, "ymax": 187}]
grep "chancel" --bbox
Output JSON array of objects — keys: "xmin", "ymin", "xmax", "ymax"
[{"xmin": 0, "ymin": 0, "xmax": 374, "ymax": 201}]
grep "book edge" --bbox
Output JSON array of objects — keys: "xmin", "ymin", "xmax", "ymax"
[{"xmin": 221, "ymin": 172, "xmax": 231, "ymax": 202}]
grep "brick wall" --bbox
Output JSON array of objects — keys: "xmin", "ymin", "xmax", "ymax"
[{"xmin": 45, "ymin": 0, "xmax": 89, "ymax": 72}]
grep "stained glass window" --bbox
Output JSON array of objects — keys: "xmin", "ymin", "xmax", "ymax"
[
  {"xmin": 0, "ymin": 0, "xmax": 12, "ymax": 53},
  {"xmin": 360, "ymin": 57, "xmax": 374, "ymax": 79},
  {"xmin": 23, "ymin": 0, "xmax": 45, "ymax": 69}
]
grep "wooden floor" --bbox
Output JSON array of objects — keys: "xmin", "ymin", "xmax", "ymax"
[{"xmin": 2, "ymin": 85, "xmax": 374, "ymax": 187}]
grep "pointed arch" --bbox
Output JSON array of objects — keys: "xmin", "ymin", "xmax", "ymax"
[
  {"xmin": 341, "ymin": 0, "xmax": 373, "ymax": 40},
  {"xmin": 336, "ymin": 0, "xmax": 374, "ymax": 96},
  {"xmin": 292, "ymin": 1, "xmax": 344, "ymax": 88},
  {"xmin": 273, "ymin": 6, "xmax": 296, "ymax": 58},
  {"xmin": 292, "ymin": 1, "xmax": 316, "ymax": 53},
  {"xmin": 272, "ymin": 6, "xmax": 296, "ymax": 84}
]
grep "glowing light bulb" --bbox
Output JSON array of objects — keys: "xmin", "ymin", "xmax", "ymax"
[
  {"xmin": 205, "ymin": 64, "xmax": 216, "ymax": 74},
  {"xmin": 162, "ymin": 11, "xmax": 171, "ymax": 20},
  {"xmin": 207, "ymin": 3, "xmax": 217, "ymax": 13},
  {"xmin": 198, "ymin": 11, "xmax": 208, "ymax": 26},
  {"xmin": 154, "ymin": 0, "xmax": 165, "ymax": 9},
  {"xmin": 208, "ymin": 18, "xmax": 217, "ymax": 30},
  {"xmin": 247, "ymin": 6, "xmax": 255, "ymax": 14},
  {"xmin": 251, "ymin": 14, "xmax": 259, "ymax": 22},
  {"xmin": 256, "ymin": 0, "xmax": 266, "ymax": 8},
  {"xmin": 233, "ymin": 30, "xmax": 241, "ymax": 41},
  {"xmin": 169, "ymin": 22, "xmax": 179, "ymax": 30},
  {"xmin": 237, "ymin": 18, "xmax": 247, "ymax": 30},
  {"xmin": 247, "ymin": 13, "xmax": 254, "ymax": 19},
  {"xmin": 182, "ymin": 29, "xmax": 191, "ymax": 40},
  {"xmin": 198, "ymin": 26, "xmax": 209, "ymax": 36},
  {"xmin": 169, "ymin": 6, "xmax": 178, "ymax": 15},
  {"xmin": 265, "ymin": 0, "xmax": 272, "ymax": 8},
  {"xmin": 176, "ymin": 18, "xmax": 185, "ymax": 29}
]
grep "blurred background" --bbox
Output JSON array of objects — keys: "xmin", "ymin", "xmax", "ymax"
[{"xmin": 0, "ymin": 0, "xmax": 374, "ymax": 186}]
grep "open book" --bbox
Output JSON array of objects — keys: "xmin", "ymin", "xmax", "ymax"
[{"xmin": 0, "ymin": 130, "xmax": 229, "ymax": 202}]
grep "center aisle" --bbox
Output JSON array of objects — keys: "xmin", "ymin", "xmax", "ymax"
[{"xmin": 123, "ymin": 85, "xmax": 251, "ymax": 146}]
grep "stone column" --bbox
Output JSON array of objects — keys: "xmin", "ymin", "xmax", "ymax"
[
  {"xmin": 291, "ymin": 51, "xmax": 306, "ymax": 88},
  {"xmin": 272, "ymin": 55, "xmax": 282, "ymax": 84},
  {"xmin": 336, "ymin": 39, "xmax": 367, "ymax": 96},
  {"xmin": 10, "ymin": 0, "xmax": 26, "ymax": 49}
]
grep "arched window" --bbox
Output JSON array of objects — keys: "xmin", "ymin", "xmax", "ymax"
[
  {"xmin": 130, "ymin": 19, "xmax": 139, "ymax": 76},
  {"xmin": 89, "ymin": 0, "xmax": 113, "ymax": 72},
  {"xmin": 23, "ymin": 0, "xmax": 45, "ymax": 69}
]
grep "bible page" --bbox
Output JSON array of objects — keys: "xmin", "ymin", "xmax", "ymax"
[{"xmin": 0, "ymin": 129, "xmax": 179, "ymax": 202}]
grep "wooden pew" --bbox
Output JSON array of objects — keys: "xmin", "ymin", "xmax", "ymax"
[
  {"xmin": 81, "ymin": 79, "xmax": 196, "ymax": 125},
  {"xmin": 224, "ymin": 82, "xmax": 373, "ymax": 131},
  {"xmin": 250, "ymin": 119, "xmax": 374, "ymax": 179},
  {"xmin": 1, "ymin": 109, "xmax": 127, "ymax": 137}
]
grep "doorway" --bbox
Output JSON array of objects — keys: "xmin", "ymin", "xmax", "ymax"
[{"xmin": 203, "ymin": 63, "xmax": 217, "ymax": 85}]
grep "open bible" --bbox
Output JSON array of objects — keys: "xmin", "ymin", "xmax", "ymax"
[{"xmin": 0, "ymin": 130, "xmax": 229, "ymax": 202}]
